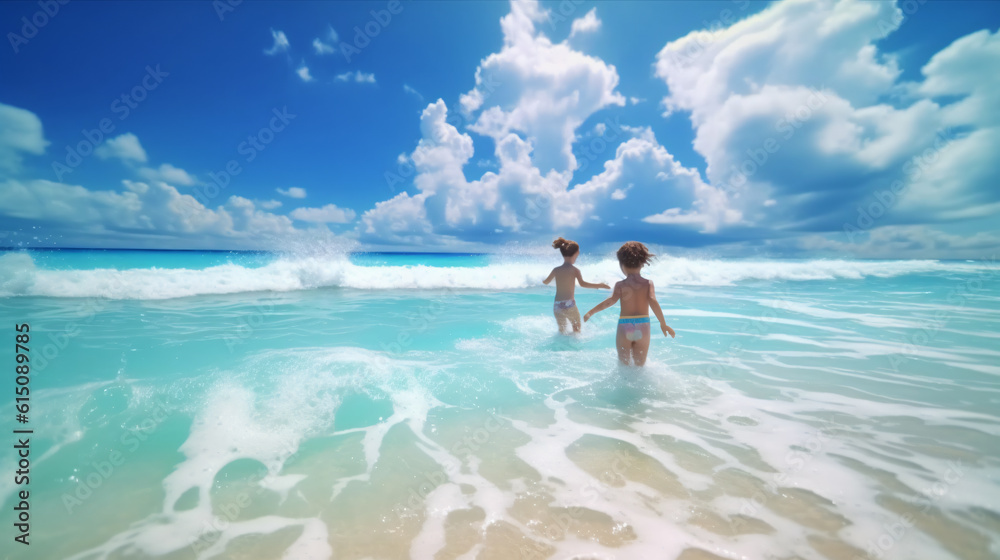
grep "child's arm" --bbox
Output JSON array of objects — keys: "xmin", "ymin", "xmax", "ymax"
[
  {"xmin": 575, "ymin": 269, "xmax": 610, "ymax": 290},
  {"xmin": 543, "ymin": 268, "xmax": 556, "ymax": 285},
  {"xmin": 648, "ymin": 281, "xmax": 675, "ymax": 338},
  {"xmin": 583, "ymin": 283, "xmax": 621, "ymax": 322}
]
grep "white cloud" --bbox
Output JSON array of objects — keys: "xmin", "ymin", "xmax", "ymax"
[
  {"xmin": 336, "ymin": 71, "xmax": 376, "ymax": 83},
  {"xmin": 264, "ymin": 29, "xmax": 290, "ymax": 55},
  {"xmin": 655, "ymin": 0, "xmax": 902, "ymax": 119},
  {"xmin": 569, "ymin": 7, "xmax": 601, "ymax": 38},
  {"xmin": 563, "ymin": 128, "xmax": 740, "ymax": 233},
  {"xmin": 258, "ymin": 199, "xmax": 282, "ymax": 210},
  {"xmin": 461, "ymin": 0, "xmax": 624, "ymax": 174},
  {"xmin": 95, "ymin": 133, "xmax": 148, "ymax": 163},
  {"xmin": 0, "ymin": 102, "xmax": 48, "ymax": 173},
  {"xmin": 403, "ymin": 84, "xmax": 424, "ymax": 101},
  {"xmin": 313, "ymin": 39, "xmax": 334, "ymax": 55},
  {"xmin": 0, "ymin": 178, "xmax": 296, "ymax": 240},
  {"xmin": 137, "ymin": 163, "xmax": 196, "ymax": 186},
  {"xmin": 277, "ymin": 187, "xmax": 307, "ymax": 198},
  {"xmin": 290, "ymin": 203, "xmax": 356, "ymax": 223},
  {"xmin": 361, "ymin": 192, "xmax": 435, "ymax": 246},
  {"xmin": 359, "ymin": 0, "xmax": 739, "ymax": 246},
  {"xmin": 313, "ymin": 29, "xmax": 338, "ymax": 55},
  {"xmin": 652, "ymin": 0, "xmax": 1000, "ymax": 233},
  {"xmin": 297, "ymin": 64, "xmax": 314, "ymax": 82}
]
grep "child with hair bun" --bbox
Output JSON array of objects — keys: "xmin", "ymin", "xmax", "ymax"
[{"xmin": 543, "ymin": 237, "xmax": 610, "ymax": 334}]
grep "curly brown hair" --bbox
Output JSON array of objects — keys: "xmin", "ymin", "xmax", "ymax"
[
  {"xmin": 616, "ymin": 241, "xmax": 654, "ymax": 269},
  {"xmin": 552, "ymin": 237, "xmax": 580, "ymax": 257}
]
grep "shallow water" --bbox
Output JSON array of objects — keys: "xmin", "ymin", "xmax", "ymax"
[{"xmin": 1, "ymin": 250, "xmax": 998, "ymax": 559}]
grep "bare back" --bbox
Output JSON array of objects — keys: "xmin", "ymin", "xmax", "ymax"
[
  {"xmin": 550, "ymin": 263, "xmax": 580, "ymax": 301},
  {"xmin": 616, "ymin": 275, "xmax": 651, "ymax": 316}
]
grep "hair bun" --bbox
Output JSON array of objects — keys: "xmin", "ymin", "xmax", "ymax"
[{"xmin": 552, "ymin": 237, "xmax": 580, "ymax": 256}]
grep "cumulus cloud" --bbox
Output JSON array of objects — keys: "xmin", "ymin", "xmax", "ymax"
[
  {"xmin": 290, "ymin": 203, "xmax": 356, "ymax": 223},
  {"xmin": 258, "ymin": 199, "xmax": 282, "ymax": 210},
  {"xmin": 652, "ymin": 0, "xmax": 1000, "ymax": 235},
  {"xmin": 0, "ymin": 102, "xmax": 48, "ymax": 173},
  {"xmin": 137, "ymin": 163, "xmax": 196, "ymax": 186},
  {"xmin": 95, "ymin": 133, "xmax": 147, "ymax": 163},
  {"xmin": 277, "ymin": 187, "xmax": 307, "ymax": 198},
  {"xmin": 336, "ymin": 71, "xmax": 376, "ymax": 83},
  {"xmin": 566, "ymin": 128, "xmax": 741, "ymax": 233},
  {"xmin": 461, "ymin": 0, "xmax": 624, "ymax": 174},
  {"xmin": 361, "ymin": 192, "xmax": 435, "ymax": 246},
  {"xmin": 0, "ymin": 178, "xmax": 296, "ymax": 241},
  {"xmin": 359, "ymin": 0, "xmax": 735, "ymax": 246},
  {"xmin": 264, "ymin": 29, "xmax": 290, "ymax": 55},
  {"xmin": 569, "ymin": 8, "xmax": 601, "ymax": 38}
]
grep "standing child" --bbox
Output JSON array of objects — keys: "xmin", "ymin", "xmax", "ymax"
[
  {"xmin": 584, "ymin": 241, "xmax": 675, "ymax": 366},
  {"xmin": 543, "ymin": 237, "xmax": 610, "ymax": 334}
]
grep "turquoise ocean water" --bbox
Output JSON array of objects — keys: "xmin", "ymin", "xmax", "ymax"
[{"xmin": 1, "ymin": 249, "xmax": 998, "ymax": 560}]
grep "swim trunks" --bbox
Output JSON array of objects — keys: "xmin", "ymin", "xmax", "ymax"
[
  {"xmin": 554, "ymin": 299, "xmax": 576, "ymax": 311},
  {"xmin": 618, "ymin": 316, "xmax": 650, "ymax": 342}
]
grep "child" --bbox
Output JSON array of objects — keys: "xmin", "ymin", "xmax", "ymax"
[
  {"xmin": 543, "ymin": 237, "xmax": 610, "ymax": 334},
  {"xmin": 584, "ymin": 241, "xmax": 675, "ymax": 366}
]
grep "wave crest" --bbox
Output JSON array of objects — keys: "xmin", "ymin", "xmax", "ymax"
[{"xmin": 0, "ymin": 252, "xmax": 988, "ymax": 300}]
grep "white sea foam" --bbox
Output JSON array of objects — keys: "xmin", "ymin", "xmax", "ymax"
[{"xmin": 1, "ymin": 251, "xmax": 995, "ymax": 299}]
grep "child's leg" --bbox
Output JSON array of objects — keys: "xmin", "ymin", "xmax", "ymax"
[
  {"xmin": 615, "ymin": 328, "xmax": 631, "ymax": 364},
  {"xmin": 568, "ymin": 306, "xmax": 582, "ymax": 333},
  {"xmin": 632, "ymin": 335, "xmax": 651, "ymax": 366},
  {"xmin": 554, "ymin": 308, "xmax": 571, "ymax": 334}
]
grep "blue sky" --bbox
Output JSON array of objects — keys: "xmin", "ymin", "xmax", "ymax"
[{"xmin": 1, "ymin": 0, "xmax": 998, "ymax": 257}]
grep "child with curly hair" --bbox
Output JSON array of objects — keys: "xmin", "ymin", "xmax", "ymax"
[{"xmin": 584, "ymin": 241, "xmax": 675, "ymax": 365}]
